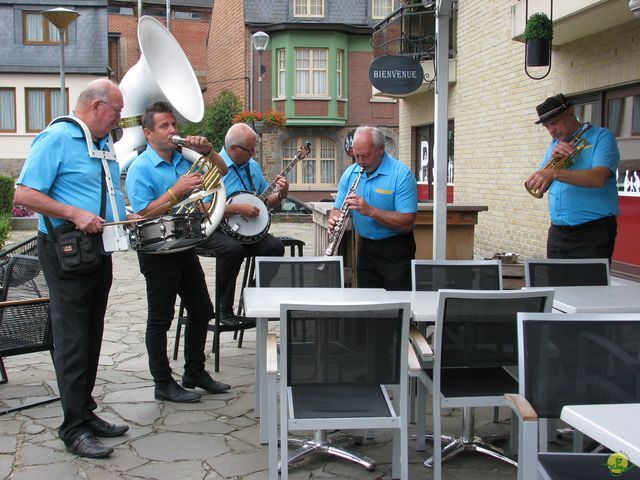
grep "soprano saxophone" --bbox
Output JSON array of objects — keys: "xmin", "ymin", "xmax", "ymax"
[{"xmin": 325, "ymin": 167, "xmax": 365, "ymax": 256}]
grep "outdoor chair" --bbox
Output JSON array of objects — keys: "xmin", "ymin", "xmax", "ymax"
[
  {"xmin": 524, "ymin": 258, "xmax": 610, "ymax": 288},
  {"xmin": 173, "ymin": 237, "xmax": 306, "ymax": 372},
  {"xmin": 0, "ymin": 254, "xmax": 57, "ymax": 415},
  {"xmin": 413, "ymin": 288, "xmax": 554, "ymax": 480},
  {"xmin": 506, "ymin": 312, "xmax": 640, "ymax": 480},
  {"xmin": 268, "ymin": 301, "xmax": 411, "ymax": 480},
  {"xmin": 410, "ymin": 259, "xmax": 503, "ymax": 451},
  {"xmin": 0, "ymin": 236, "xmax": 38, "ymax": 298}
]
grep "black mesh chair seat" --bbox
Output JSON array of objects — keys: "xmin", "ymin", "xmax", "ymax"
[
  {"xmin": 423, "ymin": 367, "xmax": 518, "ymax": 398},
  {"xmin": 292, "ymin": 384, "xmax": 391, "ymax": 419}
]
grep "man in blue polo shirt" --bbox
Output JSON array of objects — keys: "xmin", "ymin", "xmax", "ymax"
[
  {"xmin": 200, "ymin": 123, "xmax": 286, "ymax": 325},
  {"xmin": 525, "ymin": 93, "xmax": 619, "ymax": 260},
  {"xmin": 14, "ymin": 79, "xmax": 130, "ymax": 458},
  {"xmin": 126, "ymin": 101, "xmax": 230, "ymax": 404},
  {"xmin": 329, "ymin": 126, "xmax": 418, "ymax": 290}
]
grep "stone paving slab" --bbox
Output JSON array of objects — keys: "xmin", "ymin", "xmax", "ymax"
[{"xmin": 0, "ymin": 223, "xmax": 575, "ymax": 479}]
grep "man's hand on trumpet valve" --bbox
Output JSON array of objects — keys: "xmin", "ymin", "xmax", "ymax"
[
  {"xmin": 525, "ymin": 169, "xmax": 554, "ymax": 196},
  {"xmin": 173, "ymin": 172, "xmax": 203, "ymax": 197}
]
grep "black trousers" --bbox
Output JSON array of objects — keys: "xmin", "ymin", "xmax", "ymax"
[
  {"xmin": 200, "ymin": 230, "xmax": 284, "ymax": 311},
  {"xmin": 357, "ymin": 232, "xmax": 416, "ymax": 291},
  {"xmin": 137, "ymin": 249, "xmax": 213, "ymax": 386},
  {"xmin": 547, "ymin": 216, "xmax": 617, "ymax": 261},
  {"xmin": 38, "ymin": 234, "xmax": 112, "ymax": 442}
]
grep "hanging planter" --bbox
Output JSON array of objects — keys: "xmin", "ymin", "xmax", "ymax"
[
  {"xmin": 523, "ymin": 2, "xmax": 553, "ymax": 80},
  {"xmin": 524, "ymin": 12, "xmax": 552, "ymax": 67}
]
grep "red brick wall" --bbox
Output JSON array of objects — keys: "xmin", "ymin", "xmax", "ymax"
[
  {"xmin": 108, "ymin": 14, "xmax": 209, "ymax": 88},
  {"xmin": 205, "ymin": 0, "xmax": 249, "ymax": 106}
]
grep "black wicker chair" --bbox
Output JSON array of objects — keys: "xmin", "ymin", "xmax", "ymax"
[{"xmin": 0, "ymin": 254, "xmax": 57, "ymax": 415}]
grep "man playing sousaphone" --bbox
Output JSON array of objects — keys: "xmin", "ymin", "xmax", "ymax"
[
  {"xmin": 525, "ymin": 93, "xmax": 619, "ymax": 260},
  {"xmin": 125, "ymin": 101, "xmax": 230, "ymax": 403}
]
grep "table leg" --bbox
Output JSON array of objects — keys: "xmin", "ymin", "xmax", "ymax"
[{"xmin": 257, "ymin": 316, "xmax": 269, "ymax": 444}]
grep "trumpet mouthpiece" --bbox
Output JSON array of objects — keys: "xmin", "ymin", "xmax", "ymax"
[{"xmin": 172, "ymin": 135, "xmax": 187, "ymax": 146}]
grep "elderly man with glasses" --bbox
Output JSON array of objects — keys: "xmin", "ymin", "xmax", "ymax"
[{"xmin": 201, "ymin": 122, "xmax": 287, "ymax": 326}]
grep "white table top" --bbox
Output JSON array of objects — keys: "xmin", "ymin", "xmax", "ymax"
[
  {"xmin": 243, "ymin": 287, "xmax": 393, "ymax": 318},
  {"xmin": 388, "ymin": 290, "xmax": 439, "ymax": 323},
  {"xmin": 552, "ymin": 285, "xmax": 640, "ymax": 313},
  {"xmin": 561, "ymin": 403, "xmax": 640, "ymax": 465}
]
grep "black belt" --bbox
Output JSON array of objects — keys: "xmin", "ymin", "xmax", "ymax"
[{"xmin": 552, "ymin": 215, "xmax": 615, "ymax": 232}]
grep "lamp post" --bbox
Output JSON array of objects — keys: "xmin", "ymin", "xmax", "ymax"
[
  {"xmin": 42, "ymin": 8, "xmax": 79, "ymax": 116},
  {"xmin": 251, "ymin": 31, "xmax": 270, "ymax": 114}
]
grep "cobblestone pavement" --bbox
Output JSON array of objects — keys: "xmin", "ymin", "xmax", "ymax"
[{"xmin": 0, "ymin": 220, "xmax": 533, "ymax": 479}]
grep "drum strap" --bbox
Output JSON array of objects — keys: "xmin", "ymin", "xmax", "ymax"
[{"xmin": 49, "ymin": 116, "xmax": 122, "ymax": 222}]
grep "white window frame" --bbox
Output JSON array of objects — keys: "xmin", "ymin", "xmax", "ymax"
[
  {"xmin": 277, "ymin": 48, "xmax": 286, "ymax": 98},
  {"xmin": 293, "ymin": 0, "xmax": 324, "ymax": 18},
  {"xmin": 0, "ymin": 88, "xmax": 16, "ymax": 133},
  {"xmin": 294, "ymin": 48, "xmax": 329, "ymax": 97},
  {"xmin": 283, "ymin": 136, "xmax": 336, "ymax": 187},
  {"xmin": 336, "ymin": 49, "xmax": 344, "ymax": 98},
  {"xmin": 372, "ymin": 0, "xmax": 394, "ymax": 19}
]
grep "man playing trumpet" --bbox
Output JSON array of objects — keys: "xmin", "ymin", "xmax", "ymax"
[
  {"xmin": 525, "ymin": 93, "xmax": 620, "ymax": 260},
  {"xmin": 125, "ymin": 101, "xmax": 230, "ymax": 403}
]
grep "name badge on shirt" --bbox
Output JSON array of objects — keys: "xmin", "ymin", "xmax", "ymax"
[{"xmin": 375, "ymin": 188, "xmax": 393, "ymax": 195}]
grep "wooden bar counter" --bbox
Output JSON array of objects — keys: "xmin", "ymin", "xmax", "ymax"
[{"xmin": 310, "ymin": 202, "xmax": 488, "ymax": 286}]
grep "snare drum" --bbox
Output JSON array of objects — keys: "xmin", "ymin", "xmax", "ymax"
[{"xmin": 129, "ymin": 214, "xmax": 205, "ymax": 253}]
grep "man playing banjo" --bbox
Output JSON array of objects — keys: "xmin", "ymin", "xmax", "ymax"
[{"xmin": 201, "ymin": 122, "xmax": 287, "ymax": 327}]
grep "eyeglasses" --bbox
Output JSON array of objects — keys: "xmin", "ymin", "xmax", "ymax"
[
  {"xmin": 100, "ymin": 100, "xmax": 123, "ymax": 116},
  {"xmin": 234, "ymin": 144, "xmax": 255, "ymax": 154}
]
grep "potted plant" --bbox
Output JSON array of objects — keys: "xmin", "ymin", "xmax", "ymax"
[
  {"xmin": 524, "ymin": 12, "xmax": 552, "ymax": 67},
  {"xmin": 232, "ymin": 110, "xmax": 287, "ymax": 133}
]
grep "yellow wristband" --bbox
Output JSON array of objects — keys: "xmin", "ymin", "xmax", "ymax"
[{"xmin": 167, "ymin": 188, "xmax": 178, "ymax": 205}]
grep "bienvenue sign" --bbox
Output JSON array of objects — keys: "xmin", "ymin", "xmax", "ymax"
[{"xmin": 369, "ymin": 55, "xmax": 424, "ymax": 95}]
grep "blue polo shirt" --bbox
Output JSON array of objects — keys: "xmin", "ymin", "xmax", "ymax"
[
  {"xmin": 335, "ymin": 152, "xmax": 417, "ymax": 240},
  {"xmin": 17, "ymin": 119, "xmax": 127, "ymax": 234},
  {"xmin": 125, "ymin": 146, "xmax": 192, "ymax": 213},
  {"xmin": 542, "ymin": 125, "xmax": 619, "ymax": 226},
  {"xmin": 219, "ymin": 147, "xmax": 268, "ymax": 197}
]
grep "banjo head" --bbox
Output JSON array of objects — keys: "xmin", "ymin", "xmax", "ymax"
[{"xmin": 222, "ymin": 192, "xmax": 271, "ymax": 243}]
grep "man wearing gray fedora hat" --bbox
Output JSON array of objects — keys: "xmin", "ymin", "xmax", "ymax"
[{"xmin": 525, "ymin": 93, "xmax": 620, "ymax": 260}]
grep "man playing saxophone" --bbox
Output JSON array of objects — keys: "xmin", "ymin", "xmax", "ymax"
[
  {"xmin": 525, "ymin": 93, "xmax": 620, "ymax": 260},
  {"xmin": 328, "ymin": 126, "xmax": 417, "ymax": 290}
]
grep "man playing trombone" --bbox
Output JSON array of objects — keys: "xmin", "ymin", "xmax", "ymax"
[
  {"xmin": 125, "ymin": 101, "xmax": 230, "ymax": 403},
  {"xmin": 525, "ymin": 93, "xmax": 619, "ymax": 260}
]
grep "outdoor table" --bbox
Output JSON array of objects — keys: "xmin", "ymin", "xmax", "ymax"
[
  {"xmin": 552, "ymin": 285, "xmax": 640, "ymax": 313},
  {"xmin": 561, "ymin": 403, "xmax": 640, "ymax": 465}
]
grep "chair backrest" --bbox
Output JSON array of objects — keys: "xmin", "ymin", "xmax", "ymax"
[
  {"xmin": 255, "ymin": 256, "xmax": 344, "ymax": 288},
  {"xmin": 434, "ymin": 289, "xmax": 554, "ymax": 372},
  {"xmin": 517, "ymin": 312, "xmax": 640, "ymax": 419},
  {"xmin": 0, "ymin": 255, "xmax": 49, "ymax": 302},
  {"xmin": 280, "ymin": 301, "xmax": 410, "ymax": 388},
  {"xmin": 0, "ymin": 237, "xmax": 38, "ymax": 297},
  {"xmin": 524, "ymin": 258, "xmax": 610, "ymax": 287},
  {"xmin": 411, "ymin": 259, "xmax": 503, "ymax": 291}
]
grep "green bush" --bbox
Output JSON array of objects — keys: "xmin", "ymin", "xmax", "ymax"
[
  {"xmin": 524, "ymin": 12, "xmax": 553, "ymax": 41},
  {"xmin": 0, "ymin": 175, "xmax": 14, "ymax": 216},
  {"xmin": 0, "ymin": 212, "xmax": 11, "ymax": 250},
  {"xmin": 179, "ymin": 90, "xmax": 243, "ymax": 152}
]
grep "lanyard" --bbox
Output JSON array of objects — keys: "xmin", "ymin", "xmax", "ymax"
[{"xmin": 232, "ymin": 164, "xmax": 257, "ymax": 194}]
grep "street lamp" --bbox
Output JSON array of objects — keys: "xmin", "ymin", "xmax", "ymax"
[
  {"xmin": 42, "ymin": 7, "xmax": 79, "ymax": 116},
  {"xmin": 251, "ymin": 31, "xmax": 270, "ymax": 114}
]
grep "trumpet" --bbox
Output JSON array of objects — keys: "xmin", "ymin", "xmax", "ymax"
[{"xmin": 525, "ymin": 123, "xmax": 590, "ymax": 198}]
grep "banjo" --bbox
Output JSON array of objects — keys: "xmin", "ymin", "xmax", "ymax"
[{"xmin": 220, "ymin": 141, "xmax": 311, "ymax": 244}]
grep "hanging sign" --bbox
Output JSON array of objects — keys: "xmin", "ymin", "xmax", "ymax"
[{"xmin": 369, "ymin": 55, "xmax": 424, "ymax": 95}]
